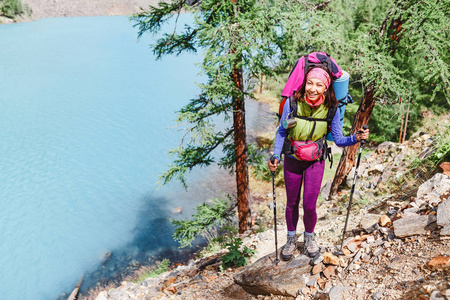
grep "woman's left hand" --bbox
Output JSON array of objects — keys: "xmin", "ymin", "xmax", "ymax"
[{"xmin": 355, "ymin": 128, "xmax": 370, "ymax": 142}]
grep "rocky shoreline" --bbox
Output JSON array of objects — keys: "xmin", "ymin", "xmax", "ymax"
[{"xmin": 1, "ymin": 0, "xmax": 159, "ymax": 24}]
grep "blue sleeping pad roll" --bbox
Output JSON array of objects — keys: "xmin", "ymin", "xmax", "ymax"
[{"xmin": 327, "ymin": 70, "xmax": 353, "ymax": 141}]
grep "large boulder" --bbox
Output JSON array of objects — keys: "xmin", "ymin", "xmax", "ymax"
[
  {"xmin": 393, "ymin": 214, "xmax": 435, "ymax": 237},
  {"xmin": 376, "ymin": 141, "xmax": 397, "ymax": 154},
  {"xmin": 234, "ymin": 252, "xmax": 312, "ymax": 297}
]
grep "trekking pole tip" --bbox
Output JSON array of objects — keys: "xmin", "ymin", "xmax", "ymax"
[{"xmin": 333, "ymin": 249, "xmax": 345, "ymax": 256}]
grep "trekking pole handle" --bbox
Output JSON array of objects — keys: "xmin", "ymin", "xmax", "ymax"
[
  {"xmin": 270, "ymin": 156, "xmax": 277, "ymax": 176},
  {"xmin": 357, "ymin": 125, "xmax": 369, "ymax": 144}
]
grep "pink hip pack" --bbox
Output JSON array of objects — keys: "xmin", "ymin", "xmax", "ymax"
[{"xmin": 290, "ymin": 137, "xmax": 325, "ymax": 161}]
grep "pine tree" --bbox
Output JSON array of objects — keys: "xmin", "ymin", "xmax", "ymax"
[
  {"xmin": 131, "ymin": 0, "xmax": 286, "ymax": 233},
  {"xmin": 329, "ymin": 0, "xmax": 450, "ymax": 197}
]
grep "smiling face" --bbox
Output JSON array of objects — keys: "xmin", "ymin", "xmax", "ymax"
[{"xmin": 304, "ymin": 78, "xmax": 327, "ymax": 101}]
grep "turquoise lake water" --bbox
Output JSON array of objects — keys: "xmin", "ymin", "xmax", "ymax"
[{"xmin": 0, "ymin": 15, "xmax": 273, "ymax": 299}]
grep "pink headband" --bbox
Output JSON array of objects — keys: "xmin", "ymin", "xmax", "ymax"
[{"xmin": 306, "ymin": 68, "xmax": 331, "ymax": 88}]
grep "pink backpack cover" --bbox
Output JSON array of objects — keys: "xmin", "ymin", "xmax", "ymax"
[{"xmin": 281, "ymin": 52, "xmax": 343, "ymax": 98}]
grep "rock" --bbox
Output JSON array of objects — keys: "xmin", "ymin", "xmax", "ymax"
[
  {"xmin": 423, "ymin": 285, "xmax": 435, "ymax": 294},
  {"xmin": 417, "ymin": 173, "xmax": 450, "ymax": 201},
  {"xmin": 312, "ymin": 263, "xmax": 323, "ymax": 275},
  {"xmin": 346, "ymin": 167, "xmax": 361, "ymax": 187},
  {"xmin": 257, "ymin": 231, "xmax": 272, "ymax": 241},
  {"xmin": 426, "ymin": 255, "xmax": 450, "ymax": 271},
  {"xmin": 373, "ymin": 248, "xmax": 385, "ymax": 256},
  {"xmin": 415, "ymin": 199, "xmax": 427, "ymax": 208},
  {"xmin": 342, "ymin": 237, "xmax": 355, "ymax": 248},
  {"xmin": 306, "ymin": 278, "xmax": 317, "ymax": 287},
  {"xmin": 440, "ymin": 162, "xmax": 450, "ymax": 175},
  {"xmin": 369, "ymin": 164, "xmax": 385, "ymax": 174},
  {"xmin": 393, "ymin": 152, "xmax": 405, "ymax": 165},
  {"xmin": 311, "ymin": 253, "xmax": 324, "ymax": 265},
  {"xmin": 234, "ymin": 253, "xmax": 311, "ymax": 297},
  {"xmin": 379, "ymin": 215, "xmax": 392, "ymax": 227},
  {"xmin": 360, "ymin": 214, "xmax": 381, "ymax": 234},
  {"xmin": 323, "ymin": 252, "xmax": 340, "ymax": 266},
  {"xmin": 437, "ymin": 198, "xmax": 450, "ymax": 227},
  {"xmin": 322, "ymin": 265, "xmax": 336, "ymax": 279},
  {"xmin": 379, "ymin": 227, "xmax": 390, "ymax": 235},
  {"xmin": 393, "ymin": 214, "xmax": 429, "ymax": 237},
  {"xmin": 366, "ymin": 235, "xmax": 375, "ymax": 244},
  {"xmin": 300, "ymin": 287, "xmax": 310, "ymax": 296},
  {"xmin": 165, "ymin": 286, "xmax": 177, "ymax": 294},
  {"xmin": 347, "ymin": 242, "xmax": 358, "ymax": 253},
  {"xmin": 403, "ymin": 207, "xmax": 419, "ymax": 215},
  {"xmin": 328, "ymin": 286, "xmax": 347, "ymax": 300},
  {"xmin": 317, "ymin": 278, "xmax": 326, "ymax": 290},
  {"xmin": 372, "ymin": 291, "xmax": 383, "ymax": 300},
  {"xmin": 362, "ymin": 254, "xmax": 371, "ymax": 262},
  {"xmin": 95, "ymin": 291, "xmax": 109, "ymax": 300},
  {"xmin": 441, "ymin": 225, "xmax": 450, "ymax": 236},
  {"xmin": 171, "ymin": 207, "xmax": 182, "ymax": 214},
  {"xmin": 430, "ymin": 290, "xmax": 446, "ymax": 300},
  {"xmin": 194, "ymin": 274, "xmax": 202, "ymax": 281},
  {"xmin": 320, "ymin": 179, "xmax": 332, "ymax": 200},
  {"xmin": 377, "ymin": 141, "xmax": 396, "ymax": 154}
]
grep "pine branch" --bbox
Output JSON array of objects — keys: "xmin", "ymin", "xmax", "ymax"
[{"xmin": 158, "ymin": 128, "xmax": 234, "ymax": 188}]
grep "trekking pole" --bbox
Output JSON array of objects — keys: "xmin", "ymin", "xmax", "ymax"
[
  {"xmin": 270, "ymin": 157, "xmax": 280, "ymax": 265},
  {"xmin": 334, "ymin": 125, "xmax": 368, "ymax": 256}
]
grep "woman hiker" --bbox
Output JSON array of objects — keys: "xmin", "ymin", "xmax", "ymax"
[{"xmin": 268, "ymin": 65, "xmax": 369, "ymax": 260}]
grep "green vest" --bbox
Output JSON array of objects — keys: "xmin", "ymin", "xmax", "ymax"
[{"xmin": 288, "ymin": 100, "xmax": 329, "ymax": 141}]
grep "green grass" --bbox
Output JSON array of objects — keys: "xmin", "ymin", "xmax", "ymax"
[
  {"xmin": 132, "ymin": 259, "xmax": 170, "ymax": 283},
  {"xmin": 318, "ymin": 146, "xmax": 374, "ymax": 203}
]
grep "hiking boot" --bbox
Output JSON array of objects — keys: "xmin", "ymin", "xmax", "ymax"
[
  {"xmin": 281, "ymin": 235, "xmax": 298, "ymax": 261},
  {"xmin": 304, "ymin": 233, "xmax": 320, "ymax": 258}
]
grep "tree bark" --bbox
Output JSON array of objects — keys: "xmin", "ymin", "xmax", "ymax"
[
  {"xmin": 329, "ymin": 84, "xmax": 376, "ymax": 199},
  {"xmin": 232, "ymin": 63, "xmax": 251, "ymax": 233}
]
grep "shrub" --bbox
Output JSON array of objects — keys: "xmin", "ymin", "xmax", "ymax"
[
  {"xmin": 0, "ymin": 0, "xmax": 24, "ymax": 18},
  {"xmin": 220, "ymin": 236, "xmax": 255, "ymax": 271}
]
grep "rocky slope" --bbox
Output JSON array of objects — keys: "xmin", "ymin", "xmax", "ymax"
[{"xmin": 88, "ymin": 115, "xmax": 450, "ymax": 300}]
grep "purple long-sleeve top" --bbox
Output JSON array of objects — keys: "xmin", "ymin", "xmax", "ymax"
[{"xmin": 274, "ymin": 100, "xmax": 358, "ymax": 158}]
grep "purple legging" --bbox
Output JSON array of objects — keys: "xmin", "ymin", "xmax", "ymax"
[{"xmin": 283, "ymin": 155, "xmax": 325, "ymax": 233}]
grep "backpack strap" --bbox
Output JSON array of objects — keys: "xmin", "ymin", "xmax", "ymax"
[
  {"xmin": 303, "ymin": 54, "xmax": 310, "ymax": 77},
  {"xmin": 326, "ymin": 105, "xmax": 337, "ymax": 134},
  {"xmin": 323, "ymin": 105, "xmax": 337, "ymax": 167}
]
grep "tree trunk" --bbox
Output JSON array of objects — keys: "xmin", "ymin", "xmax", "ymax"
[
  {"xmin": 329, "ymin": 84, "xmax": 376, "ymax": 199},
  {"xmin": 232, "ymin": 63, "xmax": 251, "ymax": 233}
]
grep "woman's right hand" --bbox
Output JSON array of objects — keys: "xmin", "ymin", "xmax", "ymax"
[{"xmin": 268, "ymin": 158, "xmax": 278, "ymax": 172}]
